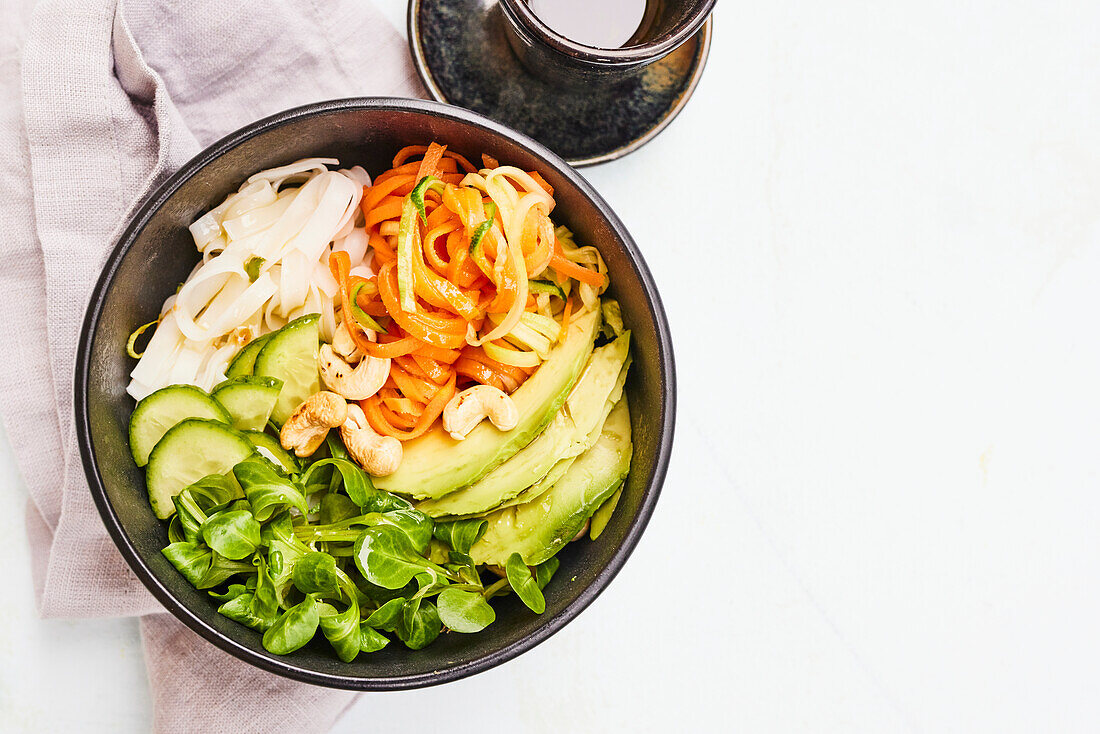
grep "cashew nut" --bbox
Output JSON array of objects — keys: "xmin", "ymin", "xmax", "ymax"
[
  {"xmin": 331, "ymin": 321, "xmax": 361, "ymax": 363},
  {"xmin": 340, "ymin": 403, "xmax": 402, "ymax": 476},
  {"xmin": 319, "ymin": 343, "xmax": 389, "ymax": 400},
  {"xmin": 442, "ymin": 385, "xmax": 519, "ymax": 441},
  {"xmin": 280, "ymin": 391, "xmax": 348, "ymax": 458}
]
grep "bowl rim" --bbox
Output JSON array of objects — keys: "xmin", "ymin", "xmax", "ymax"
[{"xmin": 74, "ymin": 97, "xmax": 676, "ymax": 690}]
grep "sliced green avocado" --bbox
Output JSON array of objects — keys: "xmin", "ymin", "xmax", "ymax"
[
  {"xmin": 488, "ymin": 338, "xmax": 632, "ymax": 514},
  {"xmin": 416, "ymin": 331, "xmax": 631, "ymax": 518},
  {"xmin": 589, "ymin": 485, "xmax": 624, "ymax": 541},
  {"xmin": 375, "ymin": 307, "xmax": 602, "ymax": 500},
  {"xmin": 469, "ymin": 396, "xmax": 632, "ymax": 567}
]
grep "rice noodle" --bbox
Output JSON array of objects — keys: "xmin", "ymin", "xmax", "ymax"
[{"xmin": 127, "ymin": 159, "xmax": 362, "ymax": 399}]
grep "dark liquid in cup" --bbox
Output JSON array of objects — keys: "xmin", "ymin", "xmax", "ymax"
[{"xmin": 526, "ymin": 0, "xmax": 657, "ymax": 49}]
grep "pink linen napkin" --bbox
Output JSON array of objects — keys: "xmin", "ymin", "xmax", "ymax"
[{"xmin": 0, "ymin": 0, "xmax": 424, "ymax": 730}]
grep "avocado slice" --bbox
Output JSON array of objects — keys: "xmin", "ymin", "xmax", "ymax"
[
  {"xmin": 589, "ymin": 486, "xmax": 624, "ymax": 541},
  {"xmin": 416, "ymin": 332, "xmax": 632, "ymax": 518},
  {"xmin": 469, "ymin": 396, "xmax": 633, "ymax": 567},
  {"xmin": 374, "ymin": 307, "xmax": 602, "ymax": 500},
  {"xmin": 487, "ymin": 337, "xmax": 632, "ymax": 514}
]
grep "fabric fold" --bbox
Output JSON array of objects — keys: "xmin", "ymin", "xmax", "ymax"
[{"xmin": 3, "ymin": 0, "xmax": 423, "ymax": 728}]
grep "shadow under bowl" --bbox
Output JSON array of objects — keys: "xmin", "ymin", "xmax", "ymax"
[{"xmin": 75, "ymin": 98, "xmax": 676, "ymax": 690}]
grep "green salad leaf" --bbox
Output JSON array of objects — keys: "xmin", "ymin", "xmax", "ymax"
[
  {"xmin": 319, "ymin": 598, "xmax": 362, "ymax": 662},
  {"xmin": 162, "ymin": 542, "xmax": 211, "ymax": 587},
  {"xmin": 534, "ymin": 557, "xmax": 560, "ymax": 590},
  {"xmin": 234, "ymin": 457, "xmax": 309, "ymax": 521},
  {"xmin": 263, "ymin": 595, "xmax": 321, "ymax": 655},
  {"xmin": 359, "ymin": 624, "xmax": 390, "ymax": 653},
  {"xmin": 292, "ymin": 552, "xmax": 340, "ymax": 595},
  {"xmin": 437, "ymin": 588, "xmax": 496, "ymax": 633},
  {"xmin": 432, "ymin": 519, "xmax": 488, "ymax": 556},
  {"xmin": 201, "ymin": 509, "xmax": 261, "ymax": 560},
  {"xmin": 354, "ymin": 525, "xmax": 436, "ymax": 590},
  {"xmin": 318, "ymin": 492, "xmax": 360, "ymax": 525},
  {"xmin": 397, "ymin": 598, "xmax": 441, "ymax": 650},
  {"xmin": 363, "ymin": 597, "xmax": 404, "ymax": 631},
  {"xmin": 374, "ymin": 508, "xmax": 434, "ymax": 555},
  {"xmin": 506, "ymin": 553, "xmax": 546, "ymax": 614}
]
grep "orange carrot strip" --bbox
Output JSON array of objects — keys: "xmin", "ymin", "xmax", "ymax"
[
  {"xmin": 410, "ymin": 354, "xmax": 451, "ymax": 384},
  {"xmin": 527, "ymin": 171, "xmax": 554, "ymax": 197},
  {"xmin": 390, "ymin": 364, "xmax": 437, "ymax": 405},
  {"xmin": 549, "ymin": 240, "xmax": 605, "ymax": 288},
  {"xmin": 423, "ymin": 221, "xmax": 457, "ymax": 274},
  {"xmin": 462, "ymin": 346, "xmax": 529, "ymax": 384},
  {"xmin": 362, "ymin": 174, "xmax": 417, "ymax": 218},
  {"xmin": 329, "ymin": 251, "xmax": 378, "ymax": 354},
  {"xmin": 377, "ymin": 262, "xmax": 468, "ymax": 348},
  {"xmin": 365, "ymin": 197, "xmax": 405, "ymax": 229},
  {"xmin": 364, "ymin": 373, "xmax": 456, "ymax": 441},
  {"xmin": 392, "ymin": 146, "xmax": 430, "ymax": 167},
  {"xmin": 416, "ymin": 143, "xmax": 447, "ymax": 181},
  {"xmin": 361, "ymin": 337, "xmax": 422, "ymax": 359},
  {"xmin": 454, "ymin": 357, "xmax": 507, "ymax": 391}
]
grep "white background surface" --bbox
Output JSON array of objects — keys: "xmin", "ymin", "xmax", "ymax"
[{"xmin": 4, "ymin": 1, "xmax": 1100, "ymax": 731}]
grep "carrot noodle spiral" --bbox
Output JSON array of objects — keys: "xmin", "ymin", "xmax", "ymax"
[{"xmin": 330, "ymin": 143, "xmax": 606, "ymax": 441}]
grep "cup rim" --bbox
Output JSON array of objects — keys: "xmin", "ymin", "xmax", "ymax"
[{"xmin": 498, "ymin": 0, "xmax": 715, "ymax": 65}]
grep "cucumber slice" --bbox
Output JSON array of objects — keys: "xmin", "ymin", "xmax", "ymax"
[
  {"xmin": 253, "ymin": 314, "xmax": 320, "ymax": 425},
  {"xmin": 129, "ymin": 385, "xmax": 231, "ymax": 467},
  {"xmin": 225, "ymin": 334, "xmax": 271, "ymax": 378},
  {"xmin": 211, "ymin": 376, "xmax": 283, "ymax": 431},
  {"xmin": 528, "ymin": 280, "xmax": 566, "ymax": 300},
  {"xmin": 145, "ymin": 419, "xmax": 254, "ymax": 519},
  {"xmin": 243, "ymin": 430, "xmax": 299, "ymax": 473}
]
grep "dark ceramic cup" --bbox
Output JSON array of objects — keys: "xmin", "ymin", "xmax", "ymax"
[
  {"xmin": 75, "ymin": 98, "xmax": 676, "ymax": 689},
  {"xmin": 499, "ymin": 0, "xmax": 715, "ymax": 88}
]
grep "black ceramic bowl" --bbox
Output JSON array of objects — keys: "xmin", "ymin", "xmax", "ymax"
[{"xmin": 76, "ymin": 98, "xmax": 675, "ymax": 690}]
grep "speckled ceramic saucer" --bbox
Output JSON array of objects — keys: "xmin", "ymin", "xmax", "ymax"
[{"xmin": 409, "ymin": 0, "xmax": 712, "ymax": 167}]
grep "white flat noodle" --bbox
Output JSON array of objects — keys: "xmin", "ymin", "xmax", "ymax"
[
  {"xmin": 195, "ymin": 342, "xmax": 238, "ymax": 391},
  {"xmin": 196, "ymin": 276, "xmax": 248, "ymax": 331},
  {"xmin": 490, "ymin": 166, "xmax": 554, "ymax": 212},
  {"xmin": 204, "ymin": 273, "xmax": 278, "ymax": 338},
  {"xmin": 127, "ymin": 158, "xmax": 362, "ymax": 396},
  {"xmin": 334, "ymin": 227, "xmax": 368, "ymax": 266},
  {"xmin": 222, "ymin": 193, "xmax": 295, "ymax": 241},
  {"xmin": 460, "ymin": 172, "xmax": 488, "ymax": 192},
  {"xmin": 281, "ymin": 173, "xmax": 357, "ymax": 263},
  {"xmin": 340, "ymin": 165, "xmax": 372, "ymax": 188},
  {"xmin": 174, "ymin": 268, "xmax": 240, "ymax": 340},
  {"xmin": 332, "ymin": 215, "xmax": 355, "ymax": 243},
  {"xmin": 201, "ymin": 234, "xmax": 228, "ymax": 261},
  {"xmin": 221, "ymin": 179, "xmax": 277, "ymax": 221},
  {"xmin": 332, "ymin": 173, "xmax": 364, "ymax": 237},
  {"xmin": 165, "ymin": 342, "xmax": 209, "ymax": 386},
  {"xmin": 189, "ymin": 211, "xmax": 222, "ymax": 249},
  {"xmin": 469, "ymin": 230, "xmax": 528, "ymax": 347},
  {"xmin": 506, "ymin": 192, "xmax": 542, "ymax": 260},
  {"xmin": 247, "ymin": 158, "xmax": 338, "ymax": 187},
  {"xmin": 320, "ymin": 288, "xmax": 337, "ymax": 342},
  {"xmin": 312, "ymin": 259, "xmax": 339, "ymax": 296},
  {"xmin": 127, "ymin": 379, "xmax": 157, "ymax": 401},
  {"xmin": 129, "ymin": 311, "xmax": 184, "ymax": 386},
  {"xmin": 263, "ymin": 300, "xmax": 288, "ymax": 333},
  {"xmin": 296, "ymin": 286, "xmax": 323, "ymax": 327},
  {"xmin": 253, "ymin": 174, "xmax": 327, "ymax": 261},
  {"xmin": 278, "ymin": 249, "xmax": 309, "ymax": 317}
]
